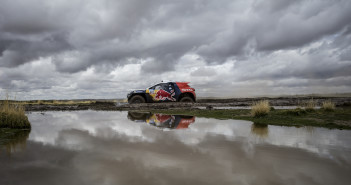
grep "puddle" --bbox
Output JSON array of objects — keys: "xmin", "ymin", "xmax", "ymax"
[{"xmin": 1, "ymin": 110, "xmax": 351, "ymax": 185}]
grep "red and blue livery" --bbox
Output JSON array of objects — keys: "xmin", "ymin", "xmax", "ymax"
[{"xmin": 127, "ymin": 82, "xmax": 196, "ymax": 103}]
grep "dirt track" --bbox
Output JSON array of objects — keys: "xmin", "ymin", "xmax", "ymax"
[{"xmin": 24, "ymin": 97, "xmax": 351, "ymax": 111}]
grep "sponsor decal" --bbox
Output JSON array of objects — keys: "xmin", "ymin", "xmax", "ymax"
[
  {"xmin": 145, "ymin": 113, "xmax": 195, "ymax": 129},
  {"xmin": 147, "ymin": 114, "xmax": 175, "ymax": 127},
  {"xmin": 182, "ymin": 88, "xmax": 193, "ymax": 91},
  {"xmin": 152, "ymin": 89, "xmax": 176, "ymax": 101}
]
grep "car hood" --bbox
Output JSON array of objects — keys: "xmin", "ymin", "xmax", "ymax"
[
  {"xmin": 127, "ymin": 89, "xmax": 146, "ymax": 98},
  {"xmin": 132, "ymin": 89, "xmax": 146, "ymax": 93}
]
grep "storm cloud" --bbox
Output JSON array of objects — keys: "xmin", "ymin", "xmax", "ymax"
[{"xmin": 0, "ymin": 0, "xmax": 351, "ymax": 99}]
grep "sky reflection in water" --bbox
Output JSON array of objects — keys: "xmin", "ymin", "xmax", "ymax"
[{"xmin": 1, "ymin": 110, "xmax": 351, "ymax": 185}]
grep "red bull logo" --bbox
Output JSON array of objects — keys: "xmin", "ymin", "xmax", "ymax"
[{"xmin": 155, "ymin": 89, "xmax": 176, "ymax": 101}]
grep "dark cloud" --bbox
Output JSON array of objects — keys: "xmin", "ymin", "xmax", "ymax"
[
  {"xmin": 0, "ymin": 33, "xmax": 72, "ymax": 67},
  {"xmin": 2, "ymin": 0, "xmax": 350, "ymax": 69},
  {"xmin": 255, "ymin": 1, "xmax": 351, "ymax": 51},
  {"xmin": 0, "ymin": 0, "xmax": 351, "ymax": 98},
  {"xmin": 198, "ymin": 0, "xmax": 351, "ymax": 60}
]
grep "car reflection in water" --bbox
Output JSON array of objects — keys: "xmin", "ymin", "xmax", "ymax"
[{"xmin": 127, "ymin": 111, "xmax": 195, "ymax": 129}]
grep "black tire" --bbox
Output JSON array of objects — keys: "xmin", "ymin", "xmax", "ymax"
[
  {"xmin": 127, "ymin": 111, "xmax": 149, "ymax": 121},
  {"xmin": 179, "ymin": 96, "xmax": 194, "ymax": 103},
  {"xmin": 129, "ymin": 95, "xmax": 146, "ymax": 104}
]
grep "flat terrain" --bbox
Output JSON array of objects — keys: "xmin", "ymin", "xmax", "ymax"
[
  {"xmin": 1, "ymin": 96, "xmax": 350, "ymax": 129},
  {"xmin": 12, "ymin": 96, "xmax": 351, "ymax": 111}
]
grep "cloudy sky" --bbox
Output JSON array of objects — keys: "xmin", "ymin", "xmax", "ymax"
[{"xmin": 1, "ymin": 0, "xmax": 351, "ymax": 100}]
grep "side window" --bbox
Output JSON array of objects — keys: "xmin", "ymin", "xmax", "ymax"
[
  {"xmin": 149, "ymin": 83, "xmax": 169, "ymax": 91},
  {"xmin": 160, "ymin": 83, "xmax": 168, "ymax": 90},
  {"xmin": 154, "ymin": 85, "xmax": 162, "ymax": 90},
  {"xmin": 168, "ymin": 83, "xmax": 174, "ymax": 91}
]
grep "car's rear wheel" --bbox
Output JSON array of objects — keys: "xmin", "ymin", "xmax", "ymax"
[
  {"xmin": 179, "ymin": 96, "xmax": 194, "ymax": 103},
  {"xmin": 129, "ymin": 95, "xmax": 146, "ymax": 104}
]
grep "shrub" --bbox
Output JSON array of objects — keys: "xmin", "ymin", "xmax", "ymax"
[
  {"xmin": 322, "ymin": 100, "xmax": 335, "ymax": 111},
  {"xmin": 251, "ymin": 100, "xmax": 270, "ymax": 117},
  {"xmin": 304, "ymin": 99, "xmax": 316, "ymax": 112},
  {"xmin": 0, "ymin": 95, "xmax": 31, "ymax": 129}
]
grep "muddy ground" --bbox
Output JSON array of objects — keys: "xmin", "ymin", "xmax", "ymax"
[{"xmin": 24, "ymin": 97, "xmax": 351, "ymax": 111}]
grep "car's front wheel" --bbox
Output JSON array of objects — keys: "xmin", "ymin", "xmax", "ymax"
[
  {"xmin": 129, "ymin": 95, "xmax": 146, "ymax": 104},
  {"xmin": 179, "ymin": 96, "xmax": 194, "ymax": 103}
]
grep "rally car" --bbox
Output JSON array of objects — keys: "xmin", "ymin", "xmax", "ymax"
[
  {"xmin": 146, "ymin": 114, "xmax": 195, "ymax": 129},
  {"xmin": 127, "ymin": 81, "xmax": 196, "ymax": 104},
  {"xmin": 127, "ymin": 112, "xmax": 195, "ymax": 129}
]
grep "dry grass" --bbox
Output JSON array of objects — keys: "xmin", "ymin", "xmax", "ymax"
[
  {"xmin": 251, "ymin": 100, "xmax": 270, "ymax": 117},
  {"xmin": 304, "ymin": 99, "xmax": 316, "ymax": 111},
  {"xmin": 120, "ymin": 99, "xmax": 128, "ymax": 103},
  {"xmin": 0, "ymin": 94, "xmax": 31, "ymax": 129},
  {"xmin": 17, "ymin": 100, "xmax": 96, "ymax": 105},
  {"xmin": 52, "ymin": 100, "xmax": 76, "ymax": 104},
  {"xmin": 55, "ymin": 100, "xmax": 95, "ymax": 105},
  {"xmin": 322, "ymin": 100, "xmax": 335, "ymax": 111}
]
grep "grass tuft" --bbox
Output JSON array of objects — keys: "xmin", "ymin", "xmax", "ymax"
[
  {"xmin": 0, "ymin": 94, "xmax": 31, "ymax": 129},
  {"xmin": 322, "ymin": 100, "xmax": 335, "ymax": 111},
  {"xmin": 251, "ymin": 100, "xmax": 270, "ymax": 117},
  {"xmin": 304, "ymin": 99, "xmax": 316, "ymax": 112}
]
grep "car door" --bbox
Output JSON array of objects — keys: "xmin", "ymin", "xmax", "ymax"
[{"xmin": 148, "ymin": 83, "xmax": 176, "ymax": 102}]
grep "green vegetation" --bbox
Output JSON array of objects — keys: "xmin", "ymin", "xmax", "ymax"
[
  {"xmin": 251, "ymin": 100, "xmax": 270, "ymax": 117},
  {"xmin": 284, "ymin": 108, "xmax": 307, "ymax": 116},
  {"xmin": 151, "ymin": 107, "xmax": 351, "ymax": 129},
  {"xmin": 0, "ymin": 96, "xmax": 31, "ymax": 129},
  {"xmin": 322, "ymin": 100, "xmax": 336, "ymax": 111}
]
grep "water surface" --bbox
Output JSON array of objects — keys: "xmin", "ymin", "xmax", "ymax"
[{"xmin": 1, "ymin": 110, "xmax": 350, "ymax": 185}]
